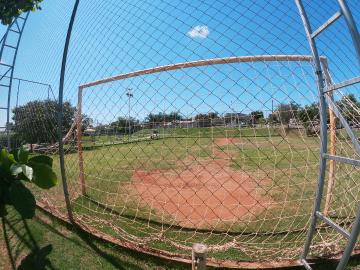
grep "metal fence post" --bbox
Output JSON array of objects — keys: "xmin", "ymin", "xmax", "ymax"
[
  {"xmin": 337, "ymin": 0, "xmax": 360, "ymax": 65},
  {"xmin": 58, "ymin": 0, "xmax": 80, "ymax": 222},
  {"xmin": 295, "ymin": 0, "xmax": 329, "ymax": 260}
]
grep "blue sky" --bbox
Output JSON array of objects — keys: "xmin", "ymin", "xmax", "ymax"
[{"xmin": 0, "ymin": 0, "xmax": 359, "ymax": 127}]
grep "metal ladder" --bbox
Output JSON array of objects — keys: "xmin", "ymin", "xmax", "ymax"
[
  {"xmin": 295, "ymin": 1, "xmax": 360, "ymax": 270},
  {"xmin": 0, "ymin": 12, "xmax": 29, "ymax": 148}
]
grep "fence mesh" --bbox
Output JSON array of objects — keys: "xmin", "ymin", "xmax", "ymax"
[{"xmin": 1, "ymin": 0, "xmax": 359, "ymax": 265}]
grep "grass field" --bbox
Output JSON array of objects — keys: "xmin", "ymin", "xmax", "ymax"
[
  {"xmin": 30, "ymin": 126, "xmax": 360, "ymax": 262},
  {"xmin": 1, "ymin": 208, "xmax": 360, "ymax": 270}
]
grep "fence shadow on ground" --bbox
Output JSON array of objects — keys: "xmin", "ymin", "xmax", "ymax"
[
  {"xmin": 1, "ymin": 207, "xmax": 189, "ymax": 270},
  {"xmin": 1, "ymin": 212, "xmax": 54, "ymax": 270},
  {"xmin": 1, "ymin": 210, "xmax": 132, "ymax": 270}
]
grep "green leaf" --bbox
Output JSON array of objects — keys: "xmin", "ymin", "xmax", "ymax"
[
  {"xmin": 28, "ymin": 155, "xmax": 53, "ymax": 168},
  {"xmin": 10, "ymin": 164, "xmax": 33, "ymax": 180},
  {"xmin": 18, "ymin": 146, "xmax": 29, "ymax": 163},
  {"xmin": 0, "ymin": 149, "xmax": 16, "ymax": 174},
  {"xmin": 22, "ymin": 165, "xmax": 33, "ymax": 180},
  {"xmin": 0, "ymin": 204, "xmax": 7, "ymax": 217},
  {"xmin": 0, "ymin": 149, "xmax": 15, "ymax": 171},
  {"xmin": 0, "ymin": 181, "xmax": 8, "ymax": 202},
  {"xmin": 9, "ymin": 182, "xmax": 36, "ymax": 219},
  {"xmin": 32, "ymin": 164, "xmax": 58, "ymax": 189},
  {"xmin": 10, "ymin": 164, "xmax": 23, "ymax": 176},
  {"xmin": 10, "ymin": 149, "xmax": 19, "ymax": 162}
]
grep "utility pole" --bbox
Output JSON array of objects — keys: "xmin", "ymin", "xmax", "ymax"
[{"xmin": 126, "ymin": 88, "xmax": 133, "ymax": 139}]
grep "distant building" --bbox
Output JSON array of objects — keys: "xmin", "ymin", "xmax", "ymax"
[
  {"xmin": 224, "ymin": 113, "xmax": 251, "ymax": 126},
  {"xmin": 288, "ymin": 118, "xmax": 304, "ymax": 128},
  {"xmin": 175, "ymin": 120, "xmax": 196, "ymax": 128}
]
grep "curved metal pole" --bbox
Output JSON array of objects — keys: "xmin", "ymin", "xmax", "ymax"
[
  {"xmin": 80, "ymin": 54, "xmax": 320, "ymax": 89},
  {"xmin": 6, "ymin": 13, "xmax": 30, "ymax": 148},
  {"xmin": 0, "ymin": 13, "xmax": 30, "ymax": 149},
  {"xmin": 331, "ymin": 15, "xmax": 360, "ymax": 265},
  {"xmin": 337, "ymin": 205, "xmax": 360, "ymax": 270},
  {"xmin": 0, "ymin": 26, "xmax": 10, "ymax": 58},
  {"xmin": 295, "ymin": 0, "xmax": 329, "ymax": 261},
  {"xmin": 337, "ymin": 0, "xmax": 360, "ymax": 65},
  {"xmin": 58, "ymin": 0, "xmax": 80, "ymax": 222}
]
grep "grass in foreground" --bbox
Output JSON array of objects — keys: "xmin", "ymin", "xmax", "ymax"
[
  {"xmin": 0, "ymin": 208, "xmax": 359, "ymax": 269},
  {"xmin": 0, "ymin": 208, "xmax": 187, "ymax": 270}
]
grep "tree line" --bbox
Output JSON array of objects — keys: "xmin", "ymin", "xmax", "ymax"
[{"xmin": 7, "ymin": 94, "xmax": 360, "ymax": 144}]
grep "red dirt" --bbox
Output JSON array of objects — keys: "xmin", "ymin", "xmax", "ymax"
[
  {"xmin": 129, "ymin": 138, "xmax": 270, "ymax": 227},
  {"xmin": 214, "ymin": 137, "xmax": 242, "ymax": 146}
]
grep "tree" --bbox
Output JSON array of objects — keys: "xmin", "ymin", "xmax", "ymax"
[
  {"xmin": 0, "ymin": 0, "xmax": 43, "ymax": 25},
  {"xmin": 12, "ymin": 100, "xmax": 75, "ymax": 145},
  {"xmin": 81, "ymin": 115, "xmax": 93, "ymax": 132},
  {"xmin": 267, "ymin": 113, "xmax": 278, "ymax": 124},
  {"xmin": 336, "ymin": 94, "xmax": 360, "ymax": 122},
  {"xmin": 250, "ymin": 111, "xmax": 264, "ymax": 124},
  {"xmin": 271, "ymin": 102, "xmax": 301, "ymax": 125},
  {"xmin": 194, "ymin": 112, "xmax": 219, "ymax": 127},
  {"xmin": 110, "ymin": 116, "xmax": 140, "ymax": 134},
  {"xmin": 145, "ymin": 112, "xmax": 182, "ymax": 127},
  {"xmin": 94, "ymin": 124, "xmax": 110, "ymax": 135},
  {"xmin": 297, "ymin": 95, "xmax": 359, "ymax": 127},
  {"xmin": 297, "ymin": 103, "xmax": 320, "ymax": 128},
  {"xmin": 207, "ymin": 112, "xmax": 219, "ymax": 119}
]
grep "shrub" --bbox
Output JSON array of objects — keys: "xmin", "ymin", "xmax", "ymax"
[{"xmin": 0, "ymin": 146, "xmax": 58, "ymax": 219}]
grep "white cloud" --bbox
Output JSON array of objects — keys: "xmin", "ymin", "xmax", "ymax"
[{"xmin": 187, "ymin": 25, "xmax": 210, "ymax": 39}]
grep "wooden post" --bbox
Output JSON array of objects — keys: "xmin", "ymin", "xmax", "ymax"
[
  {"xmin": 192, "ymin": 243, "xmax": 207, "ymax": 270},
  {"xmin": 77, "ymin": 87, "xmax": 86, "ymax": 195},
  {"xmin": 321, "ymin": 59, "xmax": 336, "ymax": 216},
  {"xmin": 324, "ymin": 93, "xmax": 336, "ymax": 215}
]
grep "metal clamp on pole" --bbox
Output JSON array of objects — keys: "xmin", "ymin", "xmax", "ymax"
[{"xmin": 192, "ymin": 243, "xmax": 207, "ymax": 270}]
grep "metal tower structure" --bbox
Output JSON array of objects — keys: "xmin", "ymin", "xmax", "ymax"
[
  {"xmin": 0, "ymin": 12, "xmax": 30, "ymax": 148},
  {"xmin": 295, "ymin": 1, "xmax": 360, "ymax": 270}
]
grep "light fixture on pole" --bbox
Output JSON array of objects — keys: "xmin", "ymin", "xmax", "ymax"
[{"xmin": 126, "ymin": 88, "xmax": 133, "ymax": 138}]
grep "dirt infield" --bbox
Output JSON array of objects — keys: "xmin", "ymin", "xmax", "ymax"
[
  {"xmin": 214, "ymin": 137, "xmax": 242, "ymax": 146},
  {"xmin": 129, "ymin": 138, "xmax": 270, "ymax": 227}
]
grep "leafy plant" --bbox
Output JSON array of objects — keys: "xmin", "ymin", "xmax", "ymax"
[
  {"xmin": 0, "ymin": 0, "xmax": 43, "ymax": 25},
  {"xmin": 0, "ymin": 146, "xmax": 57, "ymax": 219}
]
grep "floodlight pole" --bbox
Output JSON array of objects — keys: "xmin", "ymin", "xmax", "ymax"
[{"xmin": 126, "ymin": 88, "xmax": 133, "ymax": 139}]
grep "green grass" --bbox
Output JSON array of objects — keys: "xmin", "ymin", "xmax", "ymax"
[
  {"xmin": 132, "ymin": 126, "xmax": 281, "ymax": 138},
  {"xmin": 81, "ymin": 127, "xmax": 281, "ymax": 143},
  {"xmin": 1, "ymin": 208, "xmax": 360, "ymax": 269},
  {"xmin": 29, "ymin": 126, "xmax": 360, "ymax": 262},
  {"xmin": 0, "ymin": 208, "xmax": 188, "ymax": 270}
]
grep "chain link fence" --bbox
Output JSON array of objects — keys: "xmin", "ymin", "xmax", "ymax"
[{"xmin": 1, "ymin": 0, "xmax": 359, "ymax": 266}]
